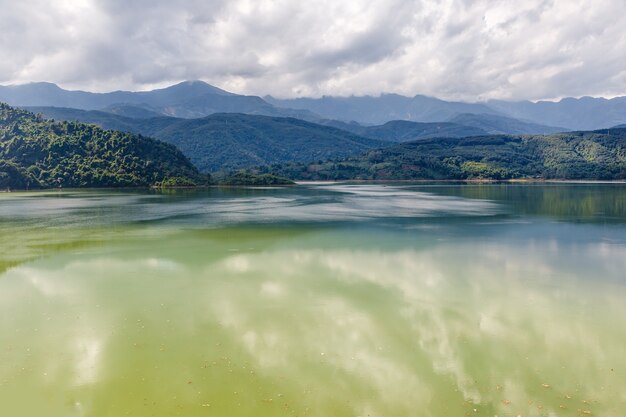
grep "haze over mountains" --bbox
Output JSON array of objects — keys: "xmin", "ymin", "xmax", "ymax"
[
  {"xmin": 0, "ymin": 81, "xmax": 319, "ymax": 121},
  {"xmin": 266, "ymin": 94, "xmax": 500, "ymax": 125},
  {"xmin": 2, "ymin": 80, "xmax": 626, "ymax": 131},
  {"xmin": 268, "ymin": 93, "xmax": 625, "ymax": 131}
]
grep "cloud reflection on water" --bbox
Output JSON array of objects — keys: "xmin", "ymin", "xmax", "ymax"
[
  {"xmin": 0, "ymin": 231, "xmax": 625, "ymax": 416},
  {"xmin": 0, "ymin": 185, "xmax": 500, "ymax": 228},
  {"xmin": 206, "ymin": 240, "xmax": 626, "ymax": 416}
]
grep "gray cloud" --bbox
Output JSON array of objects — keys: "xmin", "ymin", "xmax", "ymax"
[{"xmin": 0, "ymin": 0, "xmax": 625, "ymax": 100}]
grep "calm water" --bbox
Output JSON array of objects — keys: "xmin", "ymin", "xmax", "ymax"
[{"xmin": 0, "ymin": 183, "xmax": 625, "ymax": 417}]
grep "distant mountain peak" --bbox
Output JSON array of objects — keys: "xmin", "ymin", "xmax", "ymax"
[
  {"xmin": 184, "ymin": 80, "xmax": 210, "ymax": 86},
  {"xmin": 163, "ymin": 80, "xmax": 234, "ymax": 96},
  {"xmin": 172, "ymin": 80, "xmax": 210, "ymax": 88},
  {"xmin": 9, "ymin": 81, "xmax": 62, "ymax": 90}
]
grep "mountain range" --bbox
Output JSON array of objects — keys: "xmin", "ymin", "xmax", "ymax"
[
  {"xmin": 267, "ymin": 94, "xmax": 626, "ymax": 130},
  {"xmin": 2, "ymin": 80, "xmax": 625, "ymax": 130},
  {"xmin": 28, "ymin": 106, "xmax": 567, "ymax": 171},
  {"xmin": 266, "ymin": 94, "xmax": 500, "ymax": 125},
  {"xmin": 2, "ymin": 80, "xmax": 626, "ymax": 183},
  {"xmin": 2, "ymin": 100, "xmax": 624, "ymax": 188},
  {"xmin": 0, "ymin": 81, "xmax": 318, "ymax": 120}
]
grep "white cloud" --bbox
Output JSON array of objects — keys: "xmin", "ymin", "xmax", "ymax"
[{"xmin": 0, "ymin": 0, "xmax": 625, "ymax": 100}]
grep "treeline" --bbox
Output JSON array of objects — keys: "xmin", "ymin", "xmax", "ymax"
[{"xmin": 0, "ymin": 103, "xmax": 202, "ymax": 189}]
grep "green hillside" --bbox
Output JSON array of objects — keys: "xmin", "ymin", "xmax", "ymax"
[
  {"xmin": 322, "ymin": 119, "xmax": 489, "ymax": 141},
  {"xmin": 0, "ymin": 103, "xmax": 202, "ymax": 189},
  {"xmin": 26, "ymin": 106, "xmax": 146, "ymax": 133},
  {"xmin": 262, "ymin": 130, "xmax": 626, "ymax": 181},
  {"xmin": 144, "ymin": 114, "xmax": 389, "ymax": 172},
  {"xmin": 447, "ymin": 113, "xmax": 566, "ymax": 134}
]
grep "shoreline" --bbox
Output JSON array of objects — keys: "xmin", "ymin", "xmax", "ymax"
[
  {"xmin": 2, "ymin": 178, "xmax": 625, "ymax": 193},
  {"xmin": 296, "ymin": 179, "xmax": 626, "ymax": 185}
]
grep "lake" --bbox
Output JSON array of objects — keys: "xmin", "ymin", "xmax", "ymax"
[{"xmin": 1, "ymin": 183, "xmax": 625, "ymax": 417}]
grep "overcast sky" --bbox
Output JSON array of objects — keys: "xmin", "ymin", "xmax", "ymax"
[{"xmin": 1, "ymin": 0, "xmax": 625, "ymax": 101}]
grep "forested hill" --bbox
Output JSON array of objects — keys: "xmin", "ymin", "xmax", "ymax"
[
  {"xmin": 137, "ymin": 113, "xmax": 390, "ymax": 172},
  {"xmin": 262, "ymin": 129, "xmax": 626, "ymax": 181},
  {"xmin": 446, "ymin": 113, "xmax": 566, "ymax": 135},
  {"xmin": 320, "ymin": 119, "xmax": 489, "ymax": 141},
  {"xmin": 0, "ymin": 103, "xmax": 202, "ymax": 189}
]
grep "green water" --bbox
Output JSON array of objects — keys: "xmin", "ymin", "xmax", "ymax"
[{"xmin": 1, "ymin": 183, "xmax": 625, "ymax": 417}]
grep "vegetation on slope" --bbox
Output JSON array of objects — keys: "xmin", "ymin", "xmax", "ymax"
[
  {"xmin": 26, "ymin": 106, "xmax": 147, "ymax": 133},
  {"xmin": 218, "ymin": 172, "xmax": 294, "ymax": 186},
  {"xmin": 447, "ymin": 113, "xmax": 566, "ymax": 135},
  {"xmin": 321, "ymin": 119, "xmax": 489, "ymax": 141},
  {"xmin": 0, "ymin": 103, "xmax": 202, "ymax": 189},
  {"xmin": 144, "ymin": 114, "xmax": 389, "ymax": 172},
  {"xmin": 261, "ymin": 130, "xmax": 626, "ymax": 181}
]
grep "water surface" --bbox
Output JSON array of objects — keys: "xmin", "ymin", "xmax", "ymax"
[{"xmin": 1, "ymin": 183, "xmax": 625, "ymax": 417}]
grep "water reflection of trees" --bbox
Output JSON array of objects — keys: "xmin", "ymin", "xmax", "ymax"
[{"xmin": 423, "ymin": 184, "xmax": 626, "ymax": 222}]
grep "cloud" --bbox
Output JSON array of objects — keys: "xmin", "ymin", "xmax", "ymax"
[{"xmin": 0, "ymin": 0, "xmax": 625, "ymax": 100}]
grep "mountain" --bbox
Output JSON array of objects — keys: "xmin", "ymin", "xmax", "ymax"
[
  {"xmin": 322, "ymin": 119, "xmax": 489, "ymax": 141},
  {"xmin": 27, "ymin": 107, "xmax": 390, "ymax": 172},
  {"xmin": 102, "ymin": 104, "xmax": 163, "ymax": 118},
  {"xmin": 0, "ymin": 80, "xmax": 233, "ymax": 109},
  {"xmin": 487, "ymin": 97, "xmax": 626, "ymax": 131},
  {"xmin": 264, "ymin": 129, "xmax": 626, "ymax": 181},
  {"xmin": 137, "ymin": 114, "xmax": 390, "ymax": 172},
  {"xmin": 5, "ymin": 81, "xmax": 626, "ymax": 130},
  {"xmin": 266, "ymin": 94, "xmax": 500, "ymax": 125},
  {"xmin": 0, "ymin": 81, "xmax": 321, "ymax": 121},
  {"xmin": 30, "ymin": 105, "xmax": 490, "ymax": 142},
  {"xmin": 447, "ymin": 113, "xmax": 566, "ymax": 135},
  {"xmin": 26, "ymin": 106, "xmax": 149, "ymax": 133},
  {"xmin": 0, "ymin": 82, "xmax": 106, "ymax": 109},
  {"xmin": 0, "ymin": 103, "xmax": 201, "ymax": 189},
  {"xmin": 155, "ymin": 91, "xmax": 319, "ymax": 120},
  {"xmin": 268, "ymin": 94, "xmax": 626, "ymax": 130}
]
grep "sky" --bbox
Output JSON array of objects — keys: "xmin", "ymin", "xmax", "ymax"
[{"xmin": 1, "ymin": 0, "xmax": 626, "ymax": 101}]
